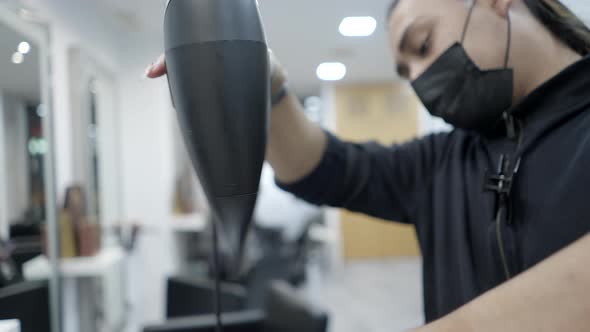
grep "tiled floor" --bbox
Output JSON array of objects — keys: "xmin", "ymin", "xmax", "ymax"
[{"xmin": 312, "ymin": 258, "xmax": 424, "ymax": 332}]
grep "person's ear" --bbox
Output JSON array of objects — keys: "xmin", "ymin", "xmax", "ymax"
[{"xmin": 491, "ymin": 0, "xmax": 514, "ymax": 18}]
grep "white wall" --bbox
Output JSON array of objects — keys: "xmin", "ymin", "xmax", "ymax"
[
  {"xmin": 2, "ymin": 93, "xmax": 29, "ymax": 224},
  {"xmin": 116, "ymin": 32, "xmax": 179, "ymax": 326},
  {"xmin": 118, "ymin": 69, "xmax": 178, "ymax": 325},
  {"xmin": 0, "ymin": 90, "xmax": 31, "ymax": 239}
]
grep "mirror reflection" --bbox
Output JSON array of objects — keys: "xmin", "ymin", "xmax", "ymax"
[
  {"xmin": 0, "ymin": 21, "xmax": 44, "ymax": 229},
  {"xmin": 0, "ymin": 17, "xmax": 52, "ymax": 332}
]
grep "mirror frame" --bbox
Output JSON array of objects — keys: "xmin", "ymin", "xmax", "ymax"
[{"xmin": 0, "ymin": 5, "xmax": 62, "ymax": 332}]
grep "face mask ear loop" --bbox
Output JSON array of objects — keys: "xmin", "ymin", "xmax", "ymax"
[
  {"xmin": 504, "ymin": 12, "xmax": 512, "ymax": 68},
  {"xmin": 461, "ymin": 0, "xmax": 478, "ymax": 44}
]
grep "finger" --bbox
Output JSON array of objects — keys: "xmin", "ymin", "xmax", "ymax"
[{"xmin": 145, "ymin": 54, "xmax": 167, "ymax": 78}]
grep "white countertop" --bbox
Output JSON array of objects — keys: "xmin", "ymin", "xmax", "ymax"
[
  {"xmin": 169, "ymin": 212, "xmax": 208, "ymax": 232},
  {"xmin": 0, "ymin": 320, "xmax": 20, "ymax": 332},
  {"xmin": 23, "ymin": 246, "xmax": 125, "ymax": 280}
]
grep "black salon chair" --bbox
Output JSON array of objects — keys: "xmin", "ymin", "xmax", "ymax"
[
  {"xmin": 0, "ymin": 280, "xmax": 51, "ymax": 332},
  {"xmin": 9, "ymin": 223, "xmax": 43, "ymax": 275},
  {"xmin": 262, "ymin": 281, "xmax": 328, "ymax": 332},
  {"xmin": 176, "ymin": 222, "xmax": 312, "ymax": 310},
  {"xmin": 166, "ymin": 276, "xmax": 248, "ymax": 318},
  {"xmin": 143, "ymin": 281, "xmax": 329, "ymax": 332},
  {"xmin": 144, "ymin": 311, "xmax": 264, "ymax": 332}
]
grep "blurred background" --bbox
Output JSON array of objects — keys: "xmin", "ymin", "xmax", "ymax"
[{"xmin": 0, "ymin": 0, "xmax": 588, "ymax": 331}]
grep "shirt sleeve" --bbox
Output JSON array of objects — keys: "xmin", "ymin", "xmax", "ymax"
[{"xmin": 276, "ymin": 131, "xmax": 452, "ymax": 224}]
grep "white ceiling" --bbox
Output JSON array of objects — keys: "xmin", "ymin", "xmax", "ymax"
[
  {"xmin": 259, "ymin": 0, "xmax": 396, "ymax": 96},
  {"xmin": 95, "ymin": 0, "xmax": 590, "ymax": 97},
  {"xmin": 0, "ymin": 20, "xmax": 40, "ymax": 101},
  {"xmin": 95, "ymin": 0, "xmax": 401, "ymax": 96}
]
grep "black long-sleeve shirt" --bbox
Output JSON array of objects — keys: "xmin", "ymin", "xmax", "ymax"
[{"xmin": 278, "ymin": 55, "xmax": 590, "ymax": 322}]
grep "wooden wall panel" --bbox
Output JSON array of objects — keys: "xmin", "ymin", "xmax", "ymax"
[{"xmin": 334, "ymin": 83, "xmax": 421, "ymax": 259}]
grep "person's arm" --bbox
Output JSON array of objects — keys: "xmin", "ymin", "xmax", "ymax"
[
  {"xmin": 416, "ymin": 234, "xmax": 590, "ymax": 332},
  {"xmin": 264, "ymin": 60, "xmax": 328, "ymax": 184},
  {"xmin": 146, "ymin": 54, "xmax": 448, "ymax": 223},
  {"xmin": 145, "ymin": 54, "xmax": 327, "ymax": 184}
]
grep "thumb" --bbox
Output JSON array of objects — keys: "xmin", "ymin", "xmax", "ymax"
[{"xmin": 145, "ymin": 54, "xmax": 167, "ymax": 78}]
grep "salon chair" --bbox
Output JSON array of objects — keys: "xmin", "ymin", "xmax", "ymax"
[
  {"xmin": 166, "ymin": 276, "xmax": 248, "ymax": 318},
  {"xmin": 9, "ymin": 223, "xmax": 43, "ymax": 274},
  {"xmin": 176, "ymin": 219, "xmax": 313, "ymax": 310},
  {"xmin": 0, "ymin": 280, "xmax": 51, "ymax": 332},
  {"xmin": 143, "ymin": 281, "xmax": 329, "ymax": 332}
]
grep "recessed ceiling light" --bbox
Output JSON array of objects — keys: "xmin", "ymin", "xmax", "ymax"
[
  {"xmin": 316, "ymin": 62, "xmax": 347, "ymax": 81},
  {"xmin": 18, "ymin": 41, "xmax": 31, "ymax": 54},
  {"xmin": 12, "ymin": 52, "xmax": 24, "ymax": 64},
  {"xmin": 339, "ymin": 16, "xmax": 377, "ymax": 37},
  {"xmin": 36, "ymin": 104, "xmax": 47, "ymax": 118}
]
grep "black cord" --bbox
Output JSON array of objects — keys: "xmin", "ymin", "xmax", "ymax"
[{"xmin": 211, "ymin": 218, "xmax": 223, "ymax": 332}]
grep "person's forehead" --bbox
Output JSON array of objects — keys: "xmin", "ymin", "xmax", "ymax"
[
  {"xmin": 389, "ymin": 0, "xmax": 460, "ymax": 41},
  {"xmin": 388, "ymin": 0, "xmax": 426, "ymax": 44}
]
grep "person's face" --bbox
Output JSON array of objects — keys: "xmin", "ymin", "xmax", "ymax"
[{"xmin": 389, "ymin": 0, "xmax": 512, "ymax": 82}]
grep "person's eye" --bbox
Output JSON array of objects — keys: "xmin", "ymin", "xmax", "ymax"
[{"xmin": 419, "ymin": 32, "xmax": 432, "ymax": 56}]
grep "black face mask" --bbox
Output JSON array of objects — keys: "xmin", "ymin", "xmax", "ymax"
[{"xmin": 411, "ymin": 1, "xmax": 513, "ymax": 133}]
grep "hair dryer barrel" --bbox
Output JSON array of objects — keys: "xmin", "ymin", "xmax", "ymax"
[{"xmin": 164, "ymin": 0, "xmax": 270, "ymax": 275}]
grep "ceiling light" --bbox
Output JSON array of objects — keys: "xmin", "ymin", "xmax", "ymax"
[
  {"xmin": 316, "ymin": 62, "xmax": 347, "ymax": 81},
  {"xmin": 18, "ymin": 41, "xmax": 31, "ymax": 54},
  {"xmin": 339, "ymin": 16, "xmax": 377, "ymax": 37},
  {"xmin": 36, "ymin": 104, "xmax": 47, "ymax": 118},
  {"xmin": 11, "ymin": 52, "xmax": 24, "ymax": 64}
]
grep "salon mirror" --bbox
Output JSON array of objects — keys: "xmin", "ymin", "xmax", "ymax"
[
  {"xmin": 0, "ymin": 4, "xmax": 61, "ymax": 332},
  {"xmin": 69, "ymin": 48, "xmax": 122, "ymax": 247}
]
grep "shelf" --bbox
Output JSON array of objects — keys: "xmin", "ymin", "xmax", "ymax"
[
  {"xmin": 23, "ymin": 246, "xmax": 125, "ymax": 280},
  {"xmin": 309, "ymin": 225, "xmax": 339, "ymax": 244},
  {"xmin": 169, "ymin": 212, "xmax": 208, "ymax": 232},
  {"xmin": 0, "ymin": 320, "xmax": 20, "ymax": 332}
]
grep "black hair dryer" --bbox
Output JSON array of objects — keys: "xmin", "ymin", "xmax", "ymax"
[{"xmin": 164, "ymin": 0, "xmax": 270, "ymax": 277}]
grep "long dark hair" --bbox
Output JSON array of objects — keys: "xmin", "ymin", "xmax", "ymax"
[
  {"xmin": 523, "ymin": 0, "xmax": 590, "ymax": 55},
  {"xmin": 387, "ymin": 0, "xmax": 590, "ymax": 56}
]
